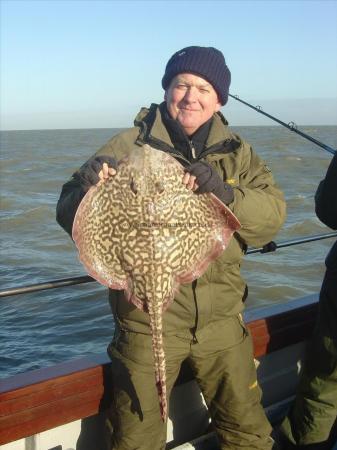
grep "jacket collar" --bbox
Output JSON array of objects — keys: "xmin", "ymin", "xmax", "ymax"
[
  {"xmin": 159, "ymin": 103, "xmax": 213, "ymax": 160},
  {"xmin": 134, "ymin": 103, "xmax": 240, "ymax": 160}
]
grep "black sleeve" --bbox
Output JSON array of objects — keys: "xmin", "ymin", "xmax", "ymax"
[
  {"xmin": 315, "ymin": 153, "xmax": 337, "ymax": 230},
  {"xmin": 56, "ymin": 177, "xmax": 87, "ymax": 237}
]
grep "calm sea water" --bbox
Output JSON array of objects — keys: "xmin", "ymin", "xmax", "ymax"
[{"xmin": 0, "ymin": 126, "xmax": 336, "ymax": 378}]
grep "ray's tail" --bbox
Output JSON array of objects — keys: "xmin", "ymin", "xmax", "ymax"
[{"xmin": 148, "ymin": 302, "xmax": 168, "ymax": 422}]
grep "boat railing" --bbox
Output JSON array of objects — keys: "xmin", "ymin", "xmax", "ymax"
[{"xmin": 0, "ymin": 232, "xmax": 336, "ymax": 298}]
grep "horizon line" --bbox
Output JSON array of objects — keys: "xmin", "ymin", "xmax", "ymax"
[{"xmin": 1, "ymin": 123, "xmax": 337, "ymax": 132}]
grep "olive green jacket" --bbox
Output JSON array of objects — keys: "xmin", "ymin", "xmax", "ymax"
[{"xmin": 56, "ymin": 103, "xmax": 286, "ymax": 339}]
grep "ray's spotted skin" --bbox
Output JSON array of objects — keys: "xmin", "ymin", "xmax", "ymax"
[{"xmin": 72, "ymin": 144, "xmax": 240, "ymax": 421}]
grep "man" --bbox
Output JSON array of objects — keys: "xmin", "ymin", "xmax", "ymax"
[
  {"xmin": 57, "ymin": 46, "xmax": 286, "ymax": 450},
  {"xmin": 280, "ymin": 153, "xmax": 337, "ymax": 450}
]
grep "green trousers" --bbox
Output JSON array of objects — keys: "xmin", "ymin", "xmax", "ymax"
[
  {"xmin": 106, "ymin": 315, "xmax": 272, "ymax": 450},
  {"xmin": 281, "ymin": 272, "xmax": 337, "ymax": 446}
]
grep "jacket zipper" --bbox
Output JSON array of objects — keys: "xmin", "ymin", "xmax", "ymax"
[
  {"xmin": 189, "ymin": 140, "xmax": 196, "ymax": 160},
  {"xmin": 191, "ymin": 279, "xmax": 198, "ymax": 343}
]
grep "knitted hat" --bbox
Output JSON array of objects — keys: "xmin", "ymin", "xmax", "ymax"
[{"xmin": 162, "ymin": 46, "xmax": 231, "ymax": 105}]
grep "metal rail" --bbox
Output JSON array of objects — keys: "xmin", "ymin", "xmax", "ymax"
[
  {"xmin": 247, "ymin": 232, "xmax": 337, "ymax": 254},
  {"xmin": 0, "ymin": 232, "xmax": 336, "ymax": 298},
  {"xmin": 0, "ymin": 275, "xmax": 95, "ymax": 298},
  {"xmin": 229, "ymin": 94, "xmax": 337, "ymax": 156}
]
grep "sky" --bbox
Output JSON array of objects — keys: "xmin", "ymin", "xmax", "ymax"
[{"xmin": 1, "ymin": 0, "xmax": 337, "ymax": 130}]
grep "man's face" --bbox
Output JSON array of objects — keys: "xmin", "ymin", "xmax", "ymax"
[{"xmin": 165, "ymin": 73, "xmax": 221, "ymax": 136}]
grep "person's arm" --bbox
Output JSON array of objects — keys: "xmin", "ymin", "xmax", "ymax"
[
  {"xmin": 315, "ymin": 153, "xmax": 337, "ymax": 230},
  {"xmin": 56, "ymin": 155, "xmax": 116, "ymax": 237},
  {"xmin": 230, "ymin": 144, "xmax": 286, "ymax": 248}
]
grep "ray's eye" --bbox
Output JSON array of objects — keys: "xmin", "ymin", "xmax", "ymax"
[
  {"xmin": 155, "ymin": 181, "xmax": 164, "ymax": 194},
  {"xmin": 130, "ymin": 179, "xmax": 138, "ymax": 194}
]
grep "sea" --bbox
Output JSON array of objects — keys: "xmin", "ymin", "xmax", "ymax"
[{"xmin": 0, "ymin": 126, "xmax": 336, "ymax": 379}]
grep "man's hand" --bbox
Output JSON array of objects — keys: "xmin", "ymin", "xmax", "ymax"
[
  {"xmin": 183, "ymin": 161, "xmax": 234, "ymax": 205},
  {"xmin": 75, "ymin": 155, "xmax": 117, "ymax": 192}
]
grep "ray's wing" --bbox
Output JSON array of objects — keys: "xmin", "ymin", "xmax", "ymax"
[
  {"xmin": 171, "ymin": 189, "xmax": 241, "ymax": 284},
  {"xmin": 72, "ymin": 175, "xmax": 129, "ymax": 290}
]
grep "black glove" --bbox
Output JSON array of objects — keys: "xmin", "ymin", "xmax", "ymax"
[
  {"xmin": 74, "ymin": 155, "xmax": 117, "ymax": 192},
  {"xmin": 186, "ymin": 161, "xmax": 234, "ymax": 205}
]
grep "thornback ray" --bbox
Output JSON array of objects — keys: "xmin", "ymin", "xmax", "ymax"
[{"xmin": 72, "ymin": 144, "xmax": 241, "ymax": 422}]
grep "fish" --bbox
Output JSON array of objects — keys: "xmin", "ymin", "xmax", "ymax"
[{"xmin": 72, "ymin": 144, "xmax": 241, "ymax": 421}]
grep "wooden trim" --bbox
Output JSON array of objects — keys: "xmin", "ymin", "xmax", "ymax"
[
  {"xmin": 0, "ymin": 296, "xmax": 318, "ymax": 445},
  {"xmin": 249, "ymin": 300, "xmax": 317, "ymax": 357}
]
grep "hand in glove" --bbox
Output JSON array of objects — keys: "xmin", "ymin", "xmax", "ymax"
[
  {"xmin": 183, "ymin": 161, "xmax": 234, "ymax": 205},
  {"xmin": 74, "ymin": 155, "xmax": 117, "ymax": 192}
]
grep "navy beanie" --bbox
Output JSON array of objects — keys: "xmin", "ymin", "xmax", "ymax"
[{"xmin": 162, "ymin": 46, "xmax": 231, "ymax": 105}]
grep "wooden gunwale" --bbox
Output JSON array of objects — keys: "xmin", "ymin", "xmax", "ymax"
[{"xmin": 0, "ymin": 294, "xmax": 318, "ymax": 445}]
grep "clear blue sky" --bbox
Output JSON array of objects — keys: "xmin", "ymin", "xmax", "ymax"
[{"xmin": 1, "ymin": 0, "xmax": 337, "ymax": 130}]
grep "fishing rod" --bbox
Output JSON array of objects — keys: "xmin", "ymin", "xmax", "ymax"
[
  {"xmin": 229, "ymin": 94, "xmax": 336, "ymax": 156},
  {"xmin": 1, "ymin": 231, "xmax": 336, "ymax": 298}
]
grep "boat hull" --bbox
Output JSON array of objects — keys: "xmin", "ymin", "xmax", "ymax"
[{"xmin": 0, "ymin": 294, "xmax": 319, "ymax": 449}]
